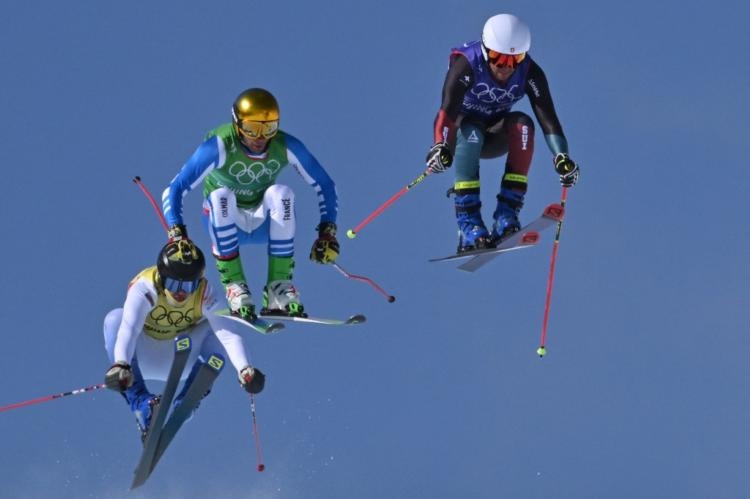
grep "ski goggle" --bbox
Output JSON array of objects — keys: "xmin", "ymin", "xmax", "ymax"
[
  {"xmin": 163, "ymin": 276, "xmax": 201, "ymax": 295},
  {"xmin": 485, "ymin": 47, "xmax": 526, "ymax": 68},
  {"xmin": 237, "ymin": 119, "xmax": 279, "ymax": 139}
]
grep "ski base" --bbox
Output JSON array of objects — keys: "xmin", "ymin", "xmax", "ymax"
[
  {"xmin": 260, "ymin": 313, "xmax": 366, "ymax": 326},
  {"xmin": 429, "ymin": 203, "xmax": 564, "ymax": 272},
  {"xmin": 131, "ymin": 335, "xmax": 192, "ymax": 489},
  {"xmin": 148, "ymin": 353, "xmax": 225, "ymax": 474},
  {"xmin": 429, "ymin": 231, "xmax": 540, "ymax": 264},
  {"xmin": 214, "ymin": 310, "xmax": 286, "ymax": 334}
]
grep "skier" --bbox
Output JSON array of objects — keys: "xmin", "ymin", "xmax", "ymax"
[
  {"xmin": 103, "ymin": 239, "xmax": 266, "ymax": 438},
  {"xmin": 425, "ymin": 13, "xmax": 580, "ymax": 253},
  {"xmin": 162, "ymin": 88, "xmax": 340, "ymax": 321}
]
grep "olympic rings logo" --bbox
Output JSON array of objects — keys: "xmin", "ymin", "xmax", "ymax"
[
  {"xmin": 227, "ymin": 159, "xmax": 281, "ymax": 185},
  {"xmin": 470, "ymin": 83, "xmax": 521, "ymax": 104},
  {"xmin": 148, "ymin": 305, "xmax": 195, "ymax": 328}
]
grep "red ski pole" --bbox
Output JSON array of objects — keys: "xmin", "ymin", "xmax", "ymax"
[
  {"xmin": 133, "ymin": 176, "xmax": 169, "ymax": 232},
  {"xmin": 0, "ymin": 383, "xmax": 107, "ymax": 413},
  {"xmin": 332, "ymin": 262, "xmax": 396, "ymax": 303},
  {"xmin": 537, "ymin": 186, "xmax": 568, "ymax": 357},
  {"xmin": 346, "ymin": 168, "xmax": 433, "ymax": 239},
  {"xmin": 249, "ymin": 394, "xmax": 265, "ymax": 472}
]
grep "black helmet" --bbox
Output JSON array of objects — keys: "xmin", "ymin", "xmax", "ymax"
[{"xmin": 156, "ymin": 240, "xmax": 205, "ymax": 283}]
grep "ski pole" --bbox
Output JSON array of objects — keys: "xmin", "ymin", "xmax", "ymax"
[
  {"xmin": 249, "ymin": 393, "xmax": 265, "ymax": 472},
  {"xmin": 332, "ymin": 262, "xmax": 396, "ymax": 303},
  {"xmin": 537, "ymin": 186, "xmax": 568, "ymax": 358},
  {"xmin": 0, "ymin": 383, "xmax": 107, "ymax": 413},
  {"xmin": 346, "ymin": 167, "xmax": 433, "ymax": 239},
  {"xmin": 133, "ymin": 176, "xmax": 169, "ymax": 233}
]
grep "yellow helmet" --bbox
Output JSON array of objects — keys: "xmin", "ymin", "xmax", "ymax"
[{"xmin": 232, "ymin": 88, "xmax": 280, "ymax": 139}]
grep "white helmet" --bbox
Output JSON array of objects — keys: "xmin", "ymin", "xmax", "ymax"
[{"xmin": 482, "ymin": 14, "xmax": 531, "ymax": 55}]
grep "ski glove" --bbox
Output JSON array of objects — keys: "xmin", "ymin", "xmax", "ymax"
[
  {"xmin": 104, "ymin": 362, "xmax": 134, "ymax": 392},
  {"xmin": 425, "ymin": 142, "xmax": 453, "ymax": 173},
  {"xmin": 239, "ymin": 366, "xmax": 266, "ymax": 394},
  {"xmin": 553, "ymin": 153, "xmax": 580, "ymax": 187},
  {"xmin": 168, "ymin": 224, "xmax": 188, "ymax": 242},
  {"xmin": 310, "ymin": 222, "xmax": 340, "ymax": 264}
]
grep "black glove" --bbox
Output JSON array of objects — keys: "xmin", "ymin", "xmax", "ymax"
[
  {"xmin": 553, "ymin": 153, "xmax": 580, "ymax": 187},
  {"xmin": 425, "ymin": 142, "xmax": 453, "ymax": 173},
  {"xmin": 168, "ymin": 224, "xmax": 188, "ymax": 242},
  {"xmin": 239, "ymin": 367, "xmax": 266, "ymax": 394},
  {"xmin": 310, "ymin": 222, "xmax": 340, "ymax": 264},
  {"xmin": 104, "ymin": 362, "xmax": 134, "ymax": 392}
]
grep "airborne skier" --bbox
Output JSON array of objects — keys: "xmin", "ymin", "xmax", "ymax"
[
  {"xmin": 425, "ymin": 13, "xmax": 580, "ymax": 253},
  {"xmin": 103, "ymin": 240, "xmax": 265, "ymax": 438},
  {"xmin": 162, "ymin": 88, "xmax": 340, "ymax": 322}
]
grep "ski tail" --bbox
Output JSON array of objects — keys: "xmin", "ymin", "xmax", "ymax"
[{"xmin": 214, "ymin": 309, "xmax": 285, "ymax": 334}]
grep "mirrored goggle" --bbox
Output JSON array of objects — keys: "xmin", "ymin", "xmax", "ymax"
[
  {"xmin": 163, "ymin": 277, "xmax": 201, "ymax": 295},
  {"xmin": 238, "ymin": 120, "xmax": 279, "ymax": 139},
  {"xmin": 486, "ymin": 48, "xmax": 526, "ymax": 68}
]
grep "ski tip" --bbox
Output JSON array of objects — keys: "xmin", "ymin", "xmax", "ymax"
[
  {"xmin": 251, "ymin": 319, "xmax": 285, "ymax": 334},
  {"xmin": 347, "ymin": 314, "xmax": 367, "ymax": 324},
  {"xmin": 175, "ymin": 335, "xmax": 193, "ymax": 353},
  {"xmin": 206, "ymin": 353, "xmax": 226, "ymax": 372},
  {"xmin": 266, "ymin": 323, "xmax": 285, "ymax": 334},
  {"xmin": 543, "ymin": 203, "xmax": 565, "ymax": 221}
]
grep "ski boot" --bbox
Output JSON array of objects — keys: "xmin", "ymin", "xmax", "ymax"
[
  {"xmin": 491, "ymin": 188, "xmax": 525, "ymax": 243},
  {"xmin": 173, "ymin": 360, "xmax": 212, "ymax": 424},
  {"xmin": 262, "ymin": 280, "xmax": 305, "ymax": 317},
  {"xmin": 226, "ymin": 282, "xmax": 255, "ymax": 320},
  {"xmin": 454, "ymin": 189, "xmax": 494, "ymax": 253},
  {"xmin": 123, "ymin": 378, "xmax": 160, "ymax": 442},
  {"xmin": 216, "ymin": 255, "xmax": 256, "ymax": 320},
  {"xmin": 260, "ymin": 256, "xmax": 306, "ymax": 317}
]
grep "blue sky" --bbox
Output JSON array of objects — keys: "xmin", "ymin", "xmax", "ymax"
[{"xmin": 1, "ymin": 1, "xmax": 748, "ymax": 498}]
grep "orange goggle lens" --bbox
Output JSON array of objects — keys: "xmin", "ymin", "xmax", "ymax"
[
  {"xmin": 238, "ymin": 120, "xmax": 279, "ymax": 139},
  {"xmin": 486, "ymin": 49, "xmax": 526, "ymax": 68}
]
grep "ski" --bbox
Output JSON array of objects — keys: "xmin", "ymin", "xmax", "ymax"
[
  {"xmin": 458, "ymin": 203, "xmax": 564, "ymax": 272},
  {"xmin": 429, "ymin": 203, "xmax": 564, "ymax": 272},
  {"xmin": 131, "ymin": 335, "xmax": 192, "ymax": 489},
  {"xmin": 259, "ymin": 313, "xmax": 366, "ymax": 326},
  {"xmin": 429, "ymin": 231, "xmax": 541, "ymax": 264},
  {"xmin": 148, "ymin": 353, "xmax": 225, "ymax": 474},
  {"xmin": 214, "ymin": 309, "xmax": 285, "ymax": 334}
]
